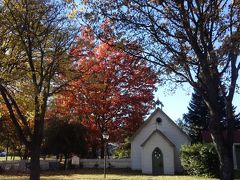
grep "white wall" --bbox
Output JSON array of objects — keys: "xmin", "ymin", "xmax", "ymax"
[
  {"xmin": 80, "ymin": 159, "xmax": 131, "ymax": 169},
  {"xmin": 0, "ymin": 159, "xmax": 131, "ymax": 171},
  {"xmin": 141, "ymin": 132, "xmax": 174, "ymax": 174},
  {"xmin": 131, "ymin": 140, "xmax": 142, "ymax": 170},
  {"xmin": 0, "ymin": 160, "xmax": 58, "ymax": 171}
]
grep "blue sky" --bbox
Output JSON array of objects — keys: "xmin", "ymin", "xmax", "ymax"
[
  {"xmin": 154, "ymin": 87, "xmax": 192, "ymax": 121},
  {"xmin": 155, "ymin": 85, "xmax": 240, "ymax": 122}
]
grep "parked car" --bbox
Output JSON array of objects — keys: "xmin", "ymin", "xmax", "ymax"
[{"xmin": 0, "ymin": 151, "xmax": 7, "ymax": 157}]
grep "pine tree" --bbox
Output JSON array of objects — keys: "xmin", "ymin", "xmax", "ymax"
[
  {"xmin": 183, "ymin": 90, "xmax": 210, "ymax": 143},
  {"xmin": 183, "ymin": 89, "xmax": 240, "ymax": 143}
]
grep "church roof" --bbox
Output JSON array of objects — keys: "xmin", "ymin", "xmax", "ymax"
[
  {"xmin": 130, "ymin": 107, "xmax": 191, "ymax": 142},
  {"xmin": 141, "ymin": 129, "xmax": 175, "ymax": 147}
]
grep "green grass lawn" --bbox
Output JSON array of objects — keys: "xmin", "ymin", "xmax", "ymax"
[
  {"xmin": 0, "ymin": 156, "xmax": 56, "ymax": 161},
  {"xmin": 0, "ymin": 169, "xmax": 218, "ymax": 180},
  {"xmin": 0, "ymin": 156, "xmax": 21, "ymax": 161}
]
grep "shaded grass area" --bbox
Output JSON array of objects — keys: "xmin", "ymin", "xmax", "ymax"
[
  {"xmin": 0, "ymin": 168, "xmax": 218, "ymax": 180},
  {"xmin": 235, "ymin": 170, "xmax": 240, "ymax": 179}
]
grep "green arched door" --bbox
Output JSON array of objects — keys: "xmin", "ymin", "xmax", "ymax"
[{"xmin": 152, "ymin": 147, "xmax": 164, "ymax": 175}]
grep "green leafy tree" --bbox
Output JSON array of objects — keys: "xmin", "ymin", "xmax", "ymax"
[
  {"xmin": 80, "ymin": 1, "xmax": 240, "ymax": 179},
  {"xmin": 43, "ymin": 116, "xmax": 87, "ymax": 169},
  {"xmin": 0, "ymin": 1, "xmax": 75, "ymax": 179}
]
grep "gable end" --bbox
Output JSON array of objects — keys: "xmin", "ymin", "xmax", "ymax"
[{"xmin": 141, "ymin": 129, "xmax": 175, "ymax": 147}]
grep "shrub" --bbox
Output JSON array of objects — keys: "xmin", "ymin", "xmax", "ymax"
[
  {"xmin": 112, "ymin": 138, "xmax": 130, "ymax": 159},
  {"xmin": 113, "ymin": 147, "xmax": 130, "ymax": 159},
  {"xmin": 180, "ymin": 143, "xmax": 219, "ymax": 177}
]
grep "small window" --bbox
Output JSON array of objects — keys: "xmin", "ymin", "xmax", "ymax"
[{"xmin": 156, "ymin": 117, "xmax": 162, "ymax": 124}]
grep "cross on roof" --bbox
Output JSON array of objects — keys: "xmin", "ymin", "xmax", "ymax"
[{"xmin": 155, "ymin": 99, "xmax": 164, "ymax": 110}]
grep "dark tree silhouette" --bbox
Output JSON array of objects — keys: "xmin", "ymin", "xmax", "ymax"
[
  {"xmin": 183, "ymin": 89, "xmax": 240, "ymax": 143},
  {"xmin": 183, "ymin": 90, "xmax": 210, "ymax": 143},
  {"xmin": 43, "ymin": 116, "xmax": 87, "ymax": 169}
]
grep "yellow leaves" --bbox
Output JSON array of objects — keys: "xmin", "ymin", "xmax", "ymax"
[
  {"xmin": 66, "ymin": 0, "xmax": 88, "ymax": 18},
  {"xmin": 149, "ymin": 0, "xmax": 161, "ymax": 5},
  {"xmin": 64, "ymin": 0, "xmax": 73, "ymax": 3},
  {"xmin": 65, "ymin": 0, "xmax": 88, "ymax": 5},
  {"xmin": 67, "ymin": 8, "xmax": 77, "ymax": 18},
  {"xmin": 123, "ymin": 0, "xmax": 129, "ymax": 6},
  {"xmin": 79, "ymin": 7, "xmax": 85, "ymax": 12},
  {"xmin": 1, "ymin": 40, "xmax": 8, "ymax": 51},
  {"xmin": 26, "ymin": 111, "xmax": 34, "ymax": 123}
]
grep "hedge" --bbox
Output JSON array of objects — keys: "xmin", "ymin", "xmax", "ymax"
[{"xmin": 180, "ymin": 143, "xmax": 219, "ymax": 177}]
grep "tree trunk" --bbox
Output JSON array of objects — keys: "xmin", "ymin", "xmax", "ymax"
[
  {"xmin": 209, "ymin": 105, "xmax": 234, "ymax": 180},
  {"xmin": 92, "ymin": 145, "xmax": 98, "ymax": 158},
  {"xmin": 60, "ymin": 155, "xmax": 63, "ymax": 162},
  {"xmin": 29, "ymin": 142, "xmax": 41, "ymax": 180},
  {"xmin": 23, "ymin": 148, "xmax": 28, "ymax": 160},
  {"xmin": 107, "ymin": 145, "xmax": 110, "ymax": 159},
  {"xmin": 211, "ymin": 131, "xmax": 234, "ymax": 180},
  {"xmin": 204, "ymin": 75, "xmax": 234, "ymax": 180},
  {"xmin": 100, "ymin": 141, "xmax": 104, "ymax": 159},
  {"xmin": 6, "ymin": 143, "xmax": 8, "ymax": 161},
  {"xmin": 220, "ymin": 152, "xmax": 234, "ymax": 180},
  {"xmin": 64, "ymin": 153, "xmax": 69, "ymax": 170}
]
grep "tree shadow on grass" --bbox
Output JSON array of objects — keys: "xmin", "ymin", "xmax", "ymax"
[
  {"xmin": 42, "ymin": 168, "xmax": 143, "ymax": 176},
  {"xmin": 0, "ymin": 168, "xmax": 138, "ymax": 175},
  {"xmin": 0, "ymin": 168, "xmax": 180, "ymax": 179}
]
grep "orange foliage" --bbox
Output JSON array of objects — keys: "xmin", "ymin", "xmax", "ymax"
[{"xmin": 54, "ymin": 25, "xmax": 158, "ymax": 146}]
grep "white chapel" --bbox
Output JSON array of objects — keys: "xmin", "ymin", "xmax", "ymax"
[{"xmin": 130, "ymin": 107, "xmax": 191, "ymax": 175}]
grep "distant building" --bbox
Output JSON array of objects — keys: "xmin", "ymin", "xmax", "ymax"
[{"xmin": 130, "ymin": 108, "xmax": 191, "ymax": 175}]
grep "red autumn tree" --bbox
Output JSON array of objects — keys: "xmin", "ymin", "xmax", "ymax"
[
  {"xmin": 54, "ymin": 25, "xmax": 158, "ymax": 157},
  {"xmin": 0, "ymin": 103, "xmax": 28, "ymax": 160}
]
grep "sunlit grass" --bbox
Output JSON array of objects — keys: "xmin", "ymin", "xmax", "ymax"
[
  {"xmin": 0, "ymin": 156, "xmax": 21, "ymax": 161},
  {"xmin": 0, "ymin": 169, "xmax": 218, "ymax": 180},
  {"xmin": 0, "ymin": 156, "xmax": 56, "ymax": 161}
]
